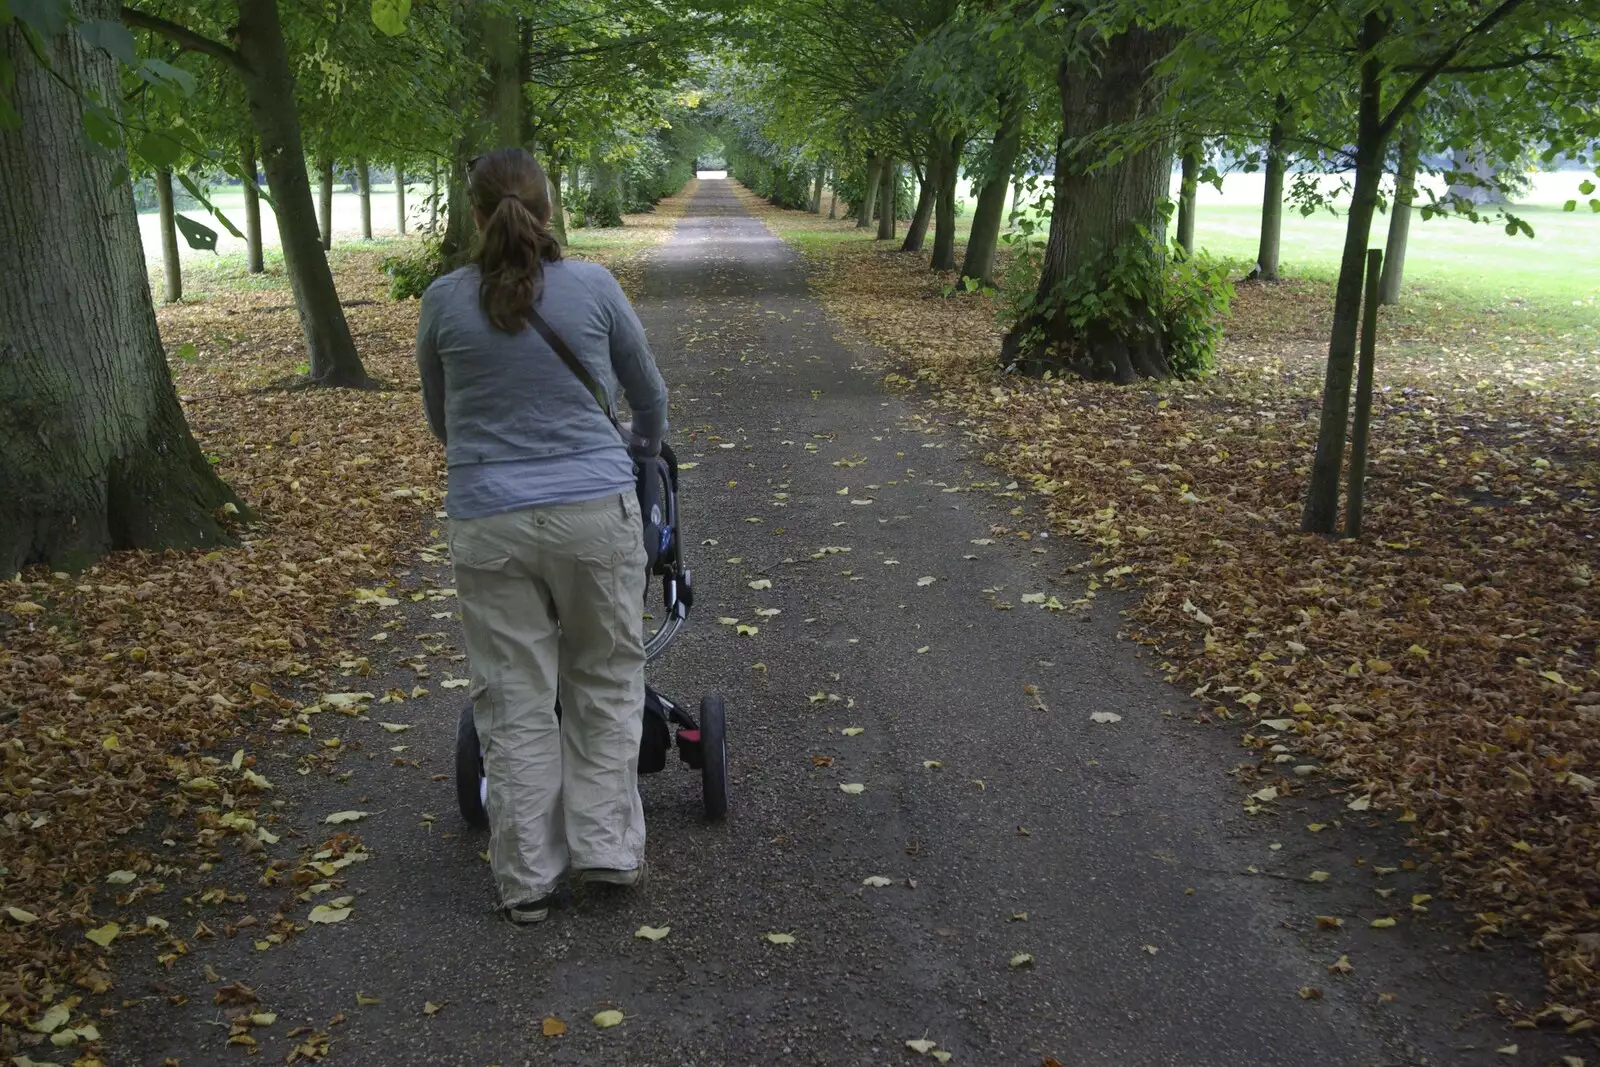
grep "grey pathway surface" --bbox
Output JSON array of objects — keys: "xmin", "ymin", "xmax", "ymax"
[{"xmin": 106, "ymin": 181, "xmax": 1560, "ymax": 1067}]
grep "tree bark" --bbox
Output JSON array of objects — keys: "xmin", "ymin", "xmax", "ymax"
[
  {"xmin": 548, "ymin": 162, "xmax": 568, "ymax": 246},
  {"xmin": 317, "ymin": 153, "xmax": 333, "ymax": 250},
  {"xmin": 1254, "ymin": 94, "xmax": 1290, "ymax": 281},
  {"xmin": 857, "ymin": 153, "xmax": 882, "ymax": 229},
  {"xmin": 441, "ymin": 135, "xmax": 474, "ymax": 262},
  {"xmin": 1176, "ymin": 142, "xmax": 1199, "ymax": 256},
  {"xmin": 1380, "ymin": 122, "xmax": 1420, "ymax": 305},
  {"xmin": 877, "ymin": 160, "xmax": 897, "ymax": 240},
  {"xmin": 484, "ymin": 13, "xmax": 521, "ymax": 149},
  {"xmin": 429, "ymin": 157, "xmax": 440, "ymax": 233},
  {"xmin": 961, "ymin": 94, "xmax": 1023, "ymax": 285},
  {"xmin": 241, "ymin": 134, "xmax": 264, "ymax": 273},
  {"xmin": 1302, "ymin": 12, "xmax": 1388, "ymax": 534},
  {"xmin": 394, "ymin": 162, "xmax": 406, "ymax": 235},
  {"xmin": 235, "ymin": 0, "xmax": 368, "ymax": 386},
  {"xmin": 810, "ymin": 164, "xmax": 825, "ymax": 213},
  {"xmin": 1009, "ymin": 177, "xmax": 1025, "ymax": 227},
  {"xmin": 356, "ymin": 156, "xmax": 372, "ymax": 239},
  {"xmin": 1000, "ymin": 25, "xmax": 1178, "ymax": 381},
  {"xmin": 902, "ymin": 168, "xmax": 934, "ymax": 253},
  {"xmin": 155, "ymin": 167, "xmax": 181, "ymax": 302},
  {"xmin": 1, "ymin": 0, "xmax": 240, "ymax": 573},
  {"xmin": 930, "ymin": 132, "xmax": 962, "ymax": 272},
  {"xmin": 827, "ymin": 169, "xmax": 837, "ymax": 219},
  {"xmin": 1345, "ymin": 248, "xmax": 1382, "ymax": 538}
]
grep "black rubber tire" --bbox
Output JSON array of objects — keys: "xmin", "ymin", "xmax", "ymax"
[
  {"xmin": 699, "ymin": 695, "xmax": 728, "ymax": 822},
  {"xmin": 455, "ymin": 702, "xmax": 489, "ymax": 830}
]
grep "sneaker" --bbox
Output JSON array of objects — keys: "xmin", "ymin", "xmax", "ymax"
[
  {"xmin": 505, "ymin": 897, "xmax": 553, "ymax": 924},
  {"xmin": 577, "ymin": 860, "xmax": 647, "ymax": 888}
]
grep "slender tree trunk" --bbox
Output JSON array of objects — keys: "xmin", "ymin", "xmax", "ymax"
[
  {"xmin": 902, "ymin": 168, "xmax": 934, "ymax": 253},
  {"xmin": 317, "ymin": 153, "xmax": 333, "ymax": 250},
  {"xmin": 1254, "ymin": 94, "xmax": 1291, "ymax": 280},
  {"xmin": 961, "ymin": 95, "xmax": 1023, "ymax": 285},
  {"xmin": 548, "ymin": 162, "xmax": 568, "ymax": 246},
  {"xmin": 1009, "ymin": 176, "xmax": 1025, "ymax": 227},
  {"xmin": 1176, "ymin": 143, "xmax": 1199, "ymax": 256},
  {"xmin": 827, "ymin": 169, "xmax": 837, "ymax": 219},
  {"xmin": 857, "ymin": 153, "xmax": 882, "ymax": 229},
  {"xmin": 810, "ymin": 164, "xmax": 825, "ymax": 213},
  {"xmin": 877, "ymin": 160, "xmax": 897, "ymax": 240},
  {"xmin": 1, "ymin": 0, "xmax": 240, "ymax": 572},
  {"xmin": 235, "ymin": 0, "xmax": 367, "ymax": 386},
  {"xmin": 441, "ymin": 135, "xmax": 474, "ymax": 264},
  {"xmin": 394, "ymin": 163, "xmax": 406, "ymax": 235},
  {"xmin": 1302, "ymin": 13, "xmax": 1388, "ymax": 534},
  {"xmin": 356, "ymin": 157, "xmax": 372, "ymax": 239},
  {"xmin": 241, "ymin": 134, "xmax": 264, "ymax": 273},
  {"xmin": 1000, "ymin": 26, "xmax": 1178, "ymax": 381},
  {"xmin": 930, "ymin": 133, "xmax": 962, "ymax": 272},
  {"xmin": 1345, "ymin": 248, "xmax": 1382, "ymax": 538},
  {"xmin": 1380, "ymin": 122, "xmax": 1420, "ymax": 305},
  {"xmin": 155, "ymin": 167, "xmax": 181, "ymax": 302},
  {"xmin": 429, "ymin": 157, "xmax": 440, "ymax": 233}
]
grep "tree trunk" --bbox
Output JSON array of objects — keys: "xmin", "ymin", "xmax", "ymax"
[
  {"xmin": 394, "ymin": 163, "xmax": 406, "ymax": 235},
  {"xmin": 1009, "ymin": 177, "xmax": 1025, "ymax": 227},
  {"xmin": 442, "ymin": 135, "xmax": 474, "ymax": 262},
  {"xmin": 1301, "ymin": 13, "xmax": 1388, "ymax": 534},
  {"xmin": 236, "ymin": 0, "xmax": 367, "ymax": 386},
  {"xmin": 1254, "ymin": 94, "xmax": 1290, "ymax": 280},
  {"xmin": 484, "ymin": 13, "xmax": 520, "ymax": 149},
  {"xmin": 961, "ymin": 95, "xmax": 1023, "ymax": 285},
  {"xmin": 1, "ymin": 0, "xmax": 240, "ymax": 573},
  {"xmin": 155, "ymin": 167, "xmax": 181, "ymax": 302},
  {"xmin": 1345, "ymin": 248, "xmax": 1382, "ymax": 538},
  {"xmin": 548, "ymin": 162, "xmax": 568, "ymax": 246},
  {"xmin": 356, "ymin": 156, "xmax": 372, "ymax": 239},
  {"xmin": 827, "ymin": 170, "xmax": 837, "ymax": 219},
  {"xmin": 877, "ymin": 160, "xmax": 897, "ymax": 240},
  {"xmin": 902, "ymin": 169, "xmax": 934, "ymax": 253},
  {"xmin": 241, "ymin": 135, "xmax": 264, "ymax": 273},
  {"xmin": 428, "ymin": 157, "xmax": 440, "ymax": 233},
  {"xmin": 1000, "ymin": 26, "xmax": 1178, "ymax": 381},
  {"xmin": 1380, "ymin": 122, "xmax": 1420, "ymax": 305},
  {"xmin": 810, "ymin": 164, "xmax": 825, "ymax": 213},
  {"xmin": 857, "ymin": 153, "xmax": 882, "ymax": 229},
  {"xmin": 930, "ymin": 132, "xmax": 962, "ymax": 272},
  {"xmin": 317, "ymin": 153, "xmax": 334, "ymax": 249},
  {"xmin": 1176, "ymin": 143, "xmax": 1199, "ymax": 256}
]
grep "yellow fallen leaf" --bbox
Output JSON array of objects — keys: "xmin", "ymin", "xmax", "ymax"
[
  {"xmin": 1347, "ymin": 795, "xmax": 1372, "ymax": 811},
  {"xmin": 379, "ymin": 722, "xmax": 412, "ymax": 733},
  {"xmin": 839, "ymin": 783, "xmax": 865, "ymax": 795},
  {"xmin": 1306, "ymin": 871, "xmax": 1331, "ymax": 883},
  {"xmin": 105, "ymin": 870, "xmax": 136, "ymax": 885},
  {"xmin": 1009, "ymin": 952, "xmax": 1034, "ymax": 968},
  {"xmin": 907, "ymin": 1038, "xmax": 937, "ymax": 1054},
  {"xmin": 1328, "ymin": 954, "xmax": 1354, "ymax": 974},
  {"xmin": 592, "ymin": 1009, "xmax": 624, "ymax": 1028},
  {"xmin": 423, "ymin": 1001, "xmax": 442, "ymax": 1016},
  {"xmin": 440, "ymin": 678, "xmax": 470, "ymax": 689},
  {"xmin": 541, "ymin": 1015, "xmax": 566, "ymax": 1037},
  {"xmin": 324, "ymin": 811, "xmax": 370, "ymax": 824},
  {"xmin": 102, "ymin": 734, "xmax": 120, "ymax": 750},
  {"xmin": 356, "ymin": 992, "xmax": 381, "ymax": 1006},
  {"xmin": 1306, "ymin": 823, "xmax": 1327, "ymax": 833},
  {"xmin": 29, "ymin": 1002, "xmax": 71, "ymax": 1033},
  {"xmin": 862, "ymin": 876, "xmax": 892, "ymax": 888},
  {"xmin": 6, "ymin": 906, "xmax": 39, "ymax": 923},
  {"xmin": 748, "ymin": 579, "xmax": 772, "ymax": 590},
  {"xmin": 1370, "ymin": 917, "xmax": 1397, "ymax": 928},
  {"xmin": 931, "ymin": 1052, "xmax": 951, "ymax": 1065},
  {"xmin": 635, "ymin": 925, "xmax": 670, "ymax": 941},
  {"xmin": 916, "ymin": 646, "xmax": 930, "ymax": 654},
  {"xmin": 1250, "ymin": 787, "xmax": 1278, "ymax": 803},
  {"xmin": 308, "ymin": 904, "xmax": 352, "ymax": 924},
  {"xmin": 764, "ymin": 932, "xmax": 796, "ymax": 945},
  {"xmin": 923, "ymin": 760, "xmax": 942, "ymax": 769},
  {"xmin": 84, "ymin": 922, "xmax": 120, "ymax": 947},
  {"xmin": 735, "ymin": 624, "xmax": 759, "ymax": 636},
  {"xmin": 841, "ymin": 726, "xmax": 864, "ymax": 736}
]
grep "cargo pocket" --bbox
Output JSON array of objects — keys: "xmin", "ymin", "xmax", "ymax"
[{"xmin": 449, "ymin": 519, "xmax": 512, "ymax": 573}]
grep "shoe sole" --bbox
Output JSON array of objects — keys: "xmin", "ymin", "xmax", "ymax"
[
  {"xmin": 506, "ymin": 903, "xmax": 550, "ymax": 924},
  {"xmin": 578, "ymin": 861, "xmax": 647, "ymax": 888}
]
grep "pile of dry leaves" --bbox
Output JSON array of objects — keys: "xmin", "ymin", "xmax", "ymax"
[
  {"xmin": 742, "ymin": 189, "xmax": 1600, "ymax": 1023},
  {"xmin": 0, "ymin": 197, "xmax": 684, "ymax": 1063}
]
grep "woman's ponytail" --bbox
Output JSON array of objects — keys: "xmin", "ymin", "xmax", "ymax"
[{"xmin": 469, "ymin": 149, "xmax": 563, "ymax": 333}]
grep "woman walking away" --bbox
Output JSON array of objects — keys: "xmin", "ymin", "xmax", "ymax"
[{"xmin": 416, "ymin": 148, "xmax": 668, "ymax": 923}]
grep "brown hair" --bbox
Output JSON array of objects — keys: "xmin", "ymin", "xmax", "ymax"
[{"xmin": 468, "ymin": 148, "xmax": 562, "ymax": 333}]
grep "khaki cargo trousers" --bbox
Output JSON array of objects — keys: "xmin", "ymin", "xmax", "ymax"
[{"xmin": 448, "ymin": 492, "xmax": 648, "ymax": 907}]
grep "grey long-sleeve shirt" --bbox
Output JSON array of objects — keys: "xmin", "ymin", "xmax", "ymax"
[{"xmin": 416, "ymin": 259, "xmax": 668, "ymax": 519}]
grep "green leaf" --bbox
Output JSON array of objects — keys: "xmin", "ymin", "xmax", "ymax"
[
  {"xmin": 1565, "ymin": 200, "xmax": 1578, "ymax": 212},
  {"xmin": 77, "ymin": 19, "xmax": 137, "ymax": 66},
  {"xmin": 12, "ymin": 0, "xmax": 69, "ymax": 37},
  {"xmin": 1503, "ymin": 221, "xmax": 1517, "ymax": 236},
  {"xmin": 173, "ymin": 213, "xmax": 219, "ymax": 252},
  {"xmin": 176, "ymin": 172, "xmax": 245, "ymax": 239},
  {"xmin": 175, "ymin": 342, "xmax": 199, "ymax": 363},
  {"xmin": 137, "ymin": 58, "xmax": 196, "ymax": 96},
  {"xmin": 1580, "ymin": 180, "xmax": 1596, "ymax": 196},
  {"xmin": 370, "ymin": 0, "xmax": 409, "ymax": 35},
  {"xmin": 136, "ymin": 131, "xmax": 185, "ymax": 169},
  {"xmin": 81, "ymin": 103, "xmax": 120, "ymax": 152}
]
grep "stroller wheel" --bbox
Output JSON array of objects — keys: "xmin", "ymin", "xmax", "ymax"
[
  {"xmin": 455, "ymin": 702, "xmax": 489, "ymax": 830},
  {"xmin": 699, "ymin": 695, "xmax": 728, "ymax": 822}
]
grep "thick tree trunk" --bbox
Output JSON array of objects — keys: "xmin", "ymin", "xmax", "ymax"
[
  {"xmin": 1, "ymin": 0, "xmax": 239, "ymax": 573},
  {"xmin": 356, "ymin": 156, "xmax": 372, "ymax": 239},
  {"xmin": 857, "ymin": 153, "xmax": 882, "ymax": 229},
  {"xmin": 484, "ymin": 13, "xmax": 521, "ymax": 149},
  {"xmin": 236, "ymin": 0, "xmax": 368, "ymax": 386},
  {"xmin": 810, "ymin": 164, "xmax": 825, "ymax": 213},
  {"xmin": 548, "ymin": 162, "xmax": 568, "ymax": 246},
  {"xmin": 155, "ymin": 167, "xmax": 181, "ymax": 302},
  {"xmin": 1176, "ymin": 143, "xmax": 1199, "ymax": 256},
  {"xmin": 877, "ymin": 160, "xmax": 897, "ymax": 240},
  {"xmin": 902, "ymin": 169, "xmax": 934, "ymax": 253},
  {"xmin": 241, "ymin": 135, "xmax": 264, "ymax": 273},
  {"xmin": 930, "ymin": 133, "xmax": 962, "ymax": 272},
  {"xmin": 441, "ymin": 136, "xmax": 474, "ymax": 263},
  {"xmin": 1380, "ymin": 122, "xmax": 1420, "ymax": 305},
  {"xmin": 394, "ymin": 163, "xmax": 406, "ymax": 235},
  {"xmin": 961, "ymin": 96, "xmax": 1023, "ymax": 285},
  {"xmin": 1302, "ymin": 14, "xmax": 1388, "ymax": 535},
  {"xmin": 317, "ymin": 153, "xmax": 333, "ymax": 250},
  {"xmin": 1254, "ymin": 94, "xmax": 1290, "ymax": 280},
  {"xmin": 1000, "ymin": 26, "xmax": 1178, "ymax": 381}
]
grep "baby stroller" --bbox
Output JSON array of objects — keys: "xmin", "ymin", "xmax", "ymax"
[{"xmin": 453, "ymin": 442, "xmax": 729, "ymax": 826}]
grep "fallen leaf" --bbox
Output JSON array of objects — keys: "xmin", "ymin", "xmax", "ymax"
[
  {"xmin": 542, "ymin": 1015, "xmax": 566, "ymax": 1037},
  {"xmin": 1009, "ymin": 952, "xmax": 1034, "ymax": 968},
  {"xmin": 356, "ymin": 992, "xmax": 381, "ymax": 1006},
  {"xmin": 764, "ymin": 932, "xmax": 796, "ymax": 945},
  {"xmin": 423, "ymin": 1001, "xmax": 442, "ymax": 1016},
  {"xmin": 862, "ymin": 876, "xmax": 892, "ymax": 888},
  {"xmin": 634, "ymin": 925, "xmax": 670, "ymax": 941},
  {"xmin": 907, "ymin": 1038, "xmax": 938, "ymax": 1054},
  {"xmin": 378, "ymin": 722, "xmax": 412, "ymax": 733},
  {"xmin": 1299, "ymin": 986, "xmax": 1323, "ymax": 1000},
  {"xmin": 748, "ymin": 579, "xmax": 773, "ymax": 590},
  {"xmin": 105, "ymin": 870, "xmax": 136, "ymax": 885},
  {"xmin": 323, "ymin": 811, "xmax": 371, "ymax": 824},
  {"xmin": 1347, "ymin": 794, "xmax": 1372, "ymax": 811},
  {"xmin": 308, "ymin": 903, "xmax": 352, "ymax": 924},
  {"xmin": 1089, "ymin": 712, "xmax": 1122, "ymax": 724},
  {"xmin": 1370, "ymin": 917, "xmax": 1397, "ymax": 928},
  {"xmin": 1307, "ymin": 871, "xmax": 1331, "ymax": 883},
  {"xmin": 841, "ymin": 726, "xmax": 864, "ymax": 737},
  {"xmin": 84, "ymin": 923, "xmax": 120, "ymax": 947},
  {"xmin": 839, "ymin": 783, "xmax": 866, "ymax": 795},
  {"xmin": 1328, "ymin": 954, "xmax": 1354, "ymax": 974},
  {"xmin": 917, "ymin": 576, "xmax": 936, "ymax": 587}
]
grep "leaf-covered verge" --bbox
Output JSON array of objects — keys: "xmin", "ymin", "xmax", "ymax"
[
  {"xmin": 737, "ymin": 185, "xmax": 1600, "ymax": 1025},
  {"xmin": 0, "ymin": 191, "xmax": 690, "ymax": 1063}
]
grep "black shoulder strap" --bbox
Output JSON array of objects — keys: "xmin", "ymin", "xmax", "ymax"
[{"xmin": 526, "ymin": 305, "xmax": 625, "ymax": 440}]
